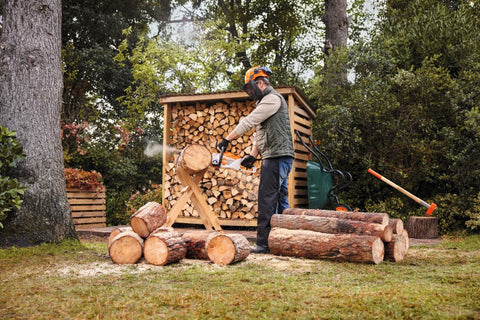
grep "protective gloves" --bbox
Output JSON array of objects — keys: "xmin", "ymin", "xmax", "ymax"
[
  {"xmin": 217, "ymin": 138, "xmax": 230, "ymax": 151},
  {"xmin": 241, "ymin": 155, "xmax": 256, "ymax": 168}
]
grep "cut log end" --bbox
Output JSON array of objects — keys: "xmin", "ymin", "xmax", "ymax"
[
  {"xmin": 178, "ymin": 144, "xmax": 212, "ymax": 174},
  {"xmin": 207, "ymin": 234, "xmax": 236, "ymax": 265},
  {"xmin": 372, "ymin": 237, "xmax": 385, "ymax": 265},
  {"xmin": 130, "ymin": 217, "xmax": 149, "ymax": 238},
  {"xmin": 109, "ymin": 231, "xmax": 143, "ymax": 264},
  {"xmin": 143, "ymin": 237, "xmax": 169, "ymax": 266},
  {"xmin": 143, "ymin": 232, "xmax": 186, "ymax": 266},
  {"xmin": 206, "ymin": 233, "xmax": 250, "ymax": 265}
]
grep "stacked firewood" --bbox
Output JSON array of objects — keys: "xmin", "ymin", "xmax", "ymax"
[
  {"xmin": 268, "ymin": 208, "xmax": 409, "ymax": 264},
  {"xmin": 164, "ymin": 101, "xmax": 260, "ymax": 222},
  {"xmin": 108, "ymin": 201, "xmax": 250, "ymax": 266}
]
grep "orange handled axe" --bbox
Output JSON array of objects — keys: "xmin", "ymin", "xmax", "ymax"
[{"xmin": 368, "ymin": 168, "xmax": 437, "ymax": 215}]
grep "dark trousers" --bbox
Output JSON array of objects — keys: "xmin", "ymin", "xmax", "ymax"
[{"xmin": 256, "ymin": 156, "xmax": 293, "ymax": 247}]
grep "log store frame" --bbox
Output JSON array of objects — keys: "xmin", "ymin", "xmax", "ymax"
[{"xmin": 160, "ymin": 86, "xmax": 315, "ymax": 227}]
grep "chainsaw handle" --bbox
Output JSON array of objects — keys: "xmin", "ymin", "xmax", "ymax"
[{"xmin": 212, "ymin": 140, "xmax": 226, "ymax": 166}]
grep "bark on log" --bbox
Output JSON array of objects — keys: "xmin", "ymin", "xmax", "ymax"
[
  {"xmin": 282, "ymin": 208, "xmax": 389, "ymax": 226},
  {"xmin": 405, "ymin": 216, "xmax": 438, "ymax": 239},
  {"xmin": 109, "ymin": 231, "xmax": 144, "ymax": 264},
  {"xmin": 130, "ymin": 202, "xmax": 167, "ymax": 238},
  {"xmin": 384, "ymin": 232, "xmax": 408, "ymax": 262},
  {"xmin": 181, "ymin": 230, "xmax": 215, "ymax": 260},
  {"xmin": 388, "ymin": 218, "xmax": 404, "ymax": 235},
  {"xmin": 268, "ymin": 228, "xmax": 384, "ymax": 264},
  {"xmin": 108, "ymin": 226, "xmax": 133, "ymax": 248},
  {"xmin": 177, "ymin": 144, "xmax": 212, "ymax": 175},
  {"xmin": 271, "ymin": 214, "xmax": 392, "ymax": 242},
  {"xmin": 143, "ymin": 231, "xmax": 187, "ymax": 266},
  {"xmin": 206, "ymin": 232, "xmax": 251, "ymax": 265}
]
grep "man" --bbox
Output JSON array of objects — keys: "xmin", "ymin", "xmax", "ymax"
[{"xmin": 217, "ymin": 66, "xmax": 294, "ymax": 253}]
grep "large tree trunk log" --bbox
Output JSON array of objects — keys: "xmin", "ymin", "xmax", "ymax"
[
  {"xmin": 181, "ymin": 230, "xmax": 215, "ymax": 260},
  {"xmin": 130, "ymin": 202, "xmax": 167, "ymax": 238},
  {"xmin": 109, "ymin": 230, "xmax": 144, "ymax": 264},
  {"xmin": 405, "ymin": 216, "xmax": 438, "ymax": 239},
  {"xmin": 271, "ymin": 214, "xmax": 392, "ymax": 242},
  {"xmin": 268, "ymin": 228, "xmax": 384, "ymax": 264},
  {"xmin": 177, "ymin": 144, "xmax": 212, "ymax": 175},
  {"xmin": 108, "ymin": 226, "xmax": 133, "ymax": 248},
  {"xmin": 388, "ymin": 218, "xmax": 404, "ymax": 235},
  {"xmin": 0, "ymin": 0, "xmax": 78, "ymax": 246},
  {"xmin": 143, "ymin": 231, "xmax": 186, "ymax": 266},
  {"xmin": 206, "ymin": 232, "xmax": 250, "ymax": 265},
  {"xmin": 282, "ymin": 208, "xmax": 389, "ymax": 226}
]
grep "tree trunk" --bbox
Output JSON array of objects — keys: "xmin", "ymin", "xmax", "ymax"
[
  {"xmin": 282, "ymin": 208, "xmax": 389, "ymax": 226},
  {"xmin": 130, "ymin": 202, "xmax": 167, "ymax": 238},
  {"xmin": 177, "ymin": 144, "xmax": 212, "ymax": 175},
  {"xmin": 268, "ymin": 228, "xmax": 384, "ymax": 264},
  {"xmin": 206, "ymin": 232, "xmax": 250, "ymax": 265},
  {"xmin": 143, "ymin": 231, "xmax": 186, "ymax": 266},
  {"xmin": 405, "ymin": 216, "xmax": 438, "ymax": 239},
  {"xmin": 271, "ymin": 214, "xmax": 392, "ymax": 242},
  {"xmin": 322, "ymin": 0, "xmax": 349, "ymax": 54},
  {"xmin": 109, "ymin": 230, "xmax": 144, "ymax": 264},
  {"xmin": 0, "ymin": 0, "xmax": 77, "ymax": 246},
  {"xmin": 181, "ymin": 230, "xmax": 215, "ymax": 260}
]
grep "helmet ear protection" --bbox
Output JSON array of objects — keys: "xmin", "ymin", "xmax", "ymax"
[
  {"xmin": 244, "ymin": 66, "xmax": 273, "ymax": 84},
  {"xmin": 243, "ymin": 66, "xmax": 273, "ymax": 100}
]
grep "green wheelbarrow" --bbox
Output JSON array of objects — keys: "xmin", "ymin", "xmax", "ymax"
[{"xmin": 295, "ymin": 130, "xmax": 353, "ymax": 211}]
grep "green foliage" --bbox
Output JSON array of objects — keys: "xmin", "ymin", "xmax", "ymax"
[
  {"xmin": 62, "ymin": 119, "xmax": 163, "ymax": 226},
  {"xmin": 0, "ymin": 126, "xmax": 26, "ymax": 228},
  {"xmin": 309, "ymin": 0, "xmax": 480, "ymax": 233},
  {"xmin": 120, "ymin": 184, "xmax": 163, "ymax": 224}
]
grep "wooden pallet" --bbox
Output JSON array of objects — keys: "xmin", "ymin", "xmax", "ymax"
[{"xmin": 67, "ymin": 188, "xmax": 106, "ymax": 229}]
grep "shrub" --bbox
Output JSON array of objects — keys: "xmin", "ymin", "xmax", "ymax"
[
  {"xmin": 64, "ymin": 168, "xmax": 104, "ymax": 192},
  {"xmin": 0, "ymin": 126, "xmax": 26, "ymax": 228}
]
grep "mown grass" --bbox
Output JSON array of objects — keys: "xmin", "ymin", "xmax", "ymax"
[{"xmin": 1, "ymin": 235, "xmax": 479, "ymax": 320}]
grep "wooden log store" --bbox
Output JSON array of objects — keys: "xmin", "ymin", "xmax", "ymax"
[{"xmin": 160, "ymin": 87, "xmax": 315, "ymax": 227}]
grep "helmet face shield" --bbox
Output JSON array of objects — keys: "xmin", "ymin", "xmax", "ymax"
[{"xmin": 243, "ymin": 80, "xmax": 262, "ymax": 100}]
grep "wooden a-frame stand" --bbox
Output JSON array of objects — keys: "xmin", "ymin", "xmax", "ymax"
[{"xmin": 165, "ymin": 166, "xmax": 223, "ymax": 232}]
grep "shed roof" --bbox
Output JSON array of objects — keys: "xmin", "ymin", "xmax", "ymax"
[{"xmin": 159, "ymin": 86, "xmax": 315, "ymax": 118}]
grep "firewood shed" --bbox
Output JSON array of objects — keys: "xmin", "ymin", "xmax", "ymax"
[{"xmin": 160, "ymin": 86, "xmax": 315, "ymax": 227}]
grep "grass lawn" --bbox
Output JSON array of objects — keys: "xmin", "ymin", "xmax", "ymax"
[{"xmin": 1, "ymin": 234, "xmax": 479, "ymax": 319}]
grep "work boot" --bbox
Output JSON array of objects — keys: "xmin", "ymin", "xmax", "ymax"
[{"xmin": 250, "ymin": 245, "xmax": 269, "ymax": 254}]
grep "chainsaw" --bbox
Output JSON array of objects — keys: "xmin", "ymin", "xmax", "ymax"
[{"xmin": 212, "ymin": 143, "xmax": 257, "ymax": 173}]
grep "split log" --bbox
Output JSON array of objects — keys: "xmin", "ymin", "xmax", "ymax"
[
  {"xmin": 268, "ymin": 228, "xmax": 384, "ymax": 264},
  {"xmin": 130, "ymin": 202, "xmax": 167, "ymax": 238},
  {"xmin": 177, "ymin": 144, "xmax": 211, "ymax": 175},
  {"xmin": 143, "ymin": 231, "xmax": 187, "ymax": 266},
  {"xmin": 109, "ymin": 230, "xmax": 144, "ymax": 264},
  {"xmin": 388, "ymin": 218, "xmax": 404, "ymax": 234},
  {"xmin": 206, "ymin": 232, "xmax": 250, "ymax": 265},
  {"xmin": 181, "ymin": 230, "xmax": 215, "ymax": 260},
  {"xmin": 271, "ymin": 214, "xmax": 392, "ymax": 242},
  {"xmin": 282, "ymin": 208, "xmax": 389, "ymax": 226},
  {"xmin": 405, "ymin": 216, "xmax": 438, "ymax": 239},
  {"xmin": 108, "ymin": 226, "xmax": 133, "ymax": 248}
]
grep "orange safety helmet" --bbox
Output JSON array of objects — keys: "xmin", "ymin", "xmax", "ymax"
[{"xmin": 244, "ymin": 66, "xmax": 273, "ymax": 84}]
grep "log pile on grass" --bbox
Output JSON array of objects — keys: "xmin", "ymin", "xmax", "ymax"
[
  {"xmin": 268, "ymin": 208, "xmax": 410, "ymax": 264},
  {"xmin": 108, "ymin": 201, "xmax": 250, "ymax": 266}
]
